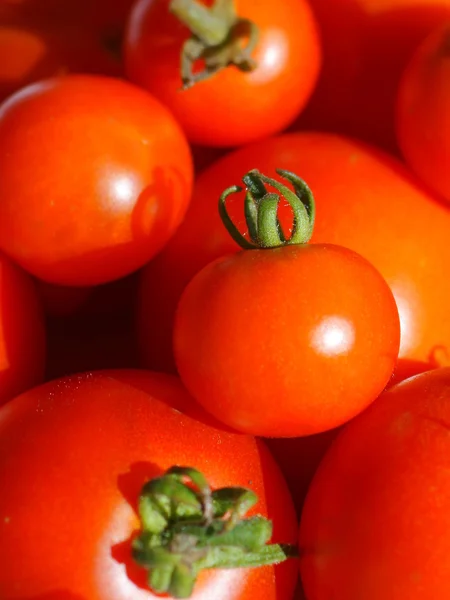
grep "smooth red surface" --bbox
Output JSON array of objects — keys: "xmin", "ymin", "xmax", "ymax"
[
  {"xmin": 0, "ymin": 369, "xmax": 298, "ymax": 599},
  {"xmin": 396, "ymin": 23, "xmax": 450, "ymax": 201},
  {"xmin": 137, "ymin": 132, "xmax": 450, "ymax": 375},
  {"xmin": 0, "ymin": 251, "xmax": 45, "ymax": 406},
  {"xmin": 0, "ymin": 75, "xmax": 193, "ymax": 285},
  {"xmin": 124, "ymin": 0, "xmax": 321, "ymax": 147},
  {"xmin": 174, "ymin": 243, "xmax": 400, "ymax": 437},
  {"xmin": 300, "ymin": 367, "xmax": 450, "ymax": 599}
]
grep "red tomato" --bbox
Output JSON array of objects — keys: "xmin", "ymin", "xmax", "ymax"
[
  {"xmin": 124, "ymin": 0, "xmax": 321, "ymax": 147},
  {"xmin": 0, "ymin": 75, "xmax": 193, "ymax": 286},
  {"xmin": 0, "ymin": 370, "xmax": 298, "ymax": 599},
  {"xmin": 293, "ymin": 0, "xmax": 450, "ymax": 151},
  {"xmin": 174, "ymin": 237, "xmax": 400, "ymax": 437},
  {"xmin": 300, "ymin": 367, "xmax": 450, "ymax": 600},
  {"xmin": 396, "ymin": 22, "xmax": 450, "ymax": 202},
  {"xmin": 138, "ymin": 132, "xmax": 450, "ymax": 377},
  {"xmin": 0, "ymin": 251, "xmax": 45, "ymax": 406}
]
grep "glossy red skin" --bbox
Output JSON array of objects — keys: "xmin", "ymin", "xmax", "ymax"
[
  {"xmin": 293, "ymin": 0, "xmax": 450, "ymax": 152},
  {"xmin": 0, "ymin": 75, "xmax": 193, "ymax": 286},
  {"xmin": 0, "ymin": 370, "xmax": 298, "ymax": 599},
  {"xmin": 124, "ymin": 0, "xmax": 321, "ymax": 147},
  {"xmin": 174, "ymin": 243, "xmax": 400, "ymax": 437},
  {"xmin": 0, "ymin": 251, "xmax": 46, "ymax": 406},
  {"xmin": 137, "ymin": 132, "xmax": 450, "ymax": 376},
  {"xmin": 300, "ymin": 367, "xmax": 450, "ymax": 599},
  {"xmin": 396, "ymin": 23, "xmax": 450, "ymax": 201}
]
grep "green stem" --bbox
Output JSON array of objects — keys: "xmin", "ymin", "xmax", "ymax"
[
  {"xmin": 219, "ymin": 168, "xmax": 316, "ymax": 249},
  {"xmin": 132, "ymin": 466, "xmax": 298, "ymax": 599},
  {"xmin": 169, "ymin": 0, "xmax": 260, "ymax": 89}
]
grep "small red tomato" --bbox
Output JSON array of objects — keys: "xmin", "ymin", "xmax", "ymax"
[
  {"xmin": 0, "ymin": 252, "xmax": 45, "ymax": 406},
  {"xmin": 0, "ymin": 369, "xmax": 298, "ymax": 599},
  {"xmin": 396, "ymin": 22, "xmax": 450, "ymax": 202},
  {"xmin": 174, "ymin": 169, "xmax": 400, "ymax": 437},
  {"xmin": 0, "ymin": 75, "xmax": 193, "ymax": 286},
  {"xmin": 124, "ymin": 0, "xmax": 321, "ymax": 147},
  {"xmin": 300, "ymin": 367, "xmax": 450, "ymax": 600},
  {"xmin": 137, "ymin": 132, "xmax": 450, "ymax": 380}
]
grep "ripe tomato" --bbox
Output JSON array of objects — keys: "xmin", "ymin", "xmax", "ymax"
[
  {"xmin": 124, "ymin": 0, "xmax": 321, "ymax": 147},
  {"xmin": 293, "ymin": 0, "xmax": 450, "ymax": 151},
  {"xmin": 137, "ymin": 132, "xmax": 450, "ymax": 377},
  {"xmin": 0, "ymin": 75, "xmax": 193, "ymax": 286},
  {"xmin": 0, "ymin": 370, "xmax": 298, "ymax": 599},
  {"xmin": 396, "ymin": 23, "xmax": 450, "ymax": 202},
  {"xmin": 300, "ymin": 367, "xmax": 450, "ymax": 600},
  {"xmin": 0, "ymin": 251, "xmax": 45, "ymax": 406},
  {"xmin": 173, "ymin": 169, "xmax": 400, "ymax": 437}
]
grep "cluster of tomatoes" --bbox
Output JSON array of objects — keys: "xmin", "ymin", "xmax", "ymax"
[{"xmin": 0, "ymin": 0, "xmax": 450, "ymax": 599}]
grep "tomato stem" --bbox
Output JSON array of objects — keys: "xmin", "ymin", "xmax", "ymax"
[
  {"xmin": 169, "ymin": 0, "xmax": 260, "ymax": 89},
  {"xmin": 132, "ymin": 466, "xmax": 298, "ymax": 599},
  {"xmin": 219, "ymin": 169, "xmax": 316, "ymax": 249}
]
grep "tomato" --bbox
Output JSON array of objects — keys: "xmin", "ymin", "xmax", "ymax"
[
  {"xmin": 0, "ymin": 75, "xmax": 193, "ymax": 286},
  {"xmin": 300, "ymin": 367, "xmax": 450, "ymax": 599},
  {"xmin": 396, "ymin": 23, "xmax": 450, "ymax": 202},
  {"xmin": 0, "ymin": 251, "xmax": 45, "ymax": 406},
  {"xmin": 137, "ymin": 132, "xmax": 450, "ymax": 376},
  {"xmin": 293, "ymin": 0, "xmax": 450, "ymax": 151},
  {"xmin": 124, "ymin": 0, "xmax": 321, "ymax": 147},
  {"xmin": 173, "ymin": 168, "xmax": 400, "ymax": 437},
  {"xmin": 0, "ymin": 370, "xmax": 298, "ymax": 599}
]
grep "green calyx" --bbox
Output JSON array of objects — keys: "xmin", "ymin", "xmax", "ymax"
[
  {"xmin": 169, "ymin": 0, "xmax": 259, "ymax": 89},
  {"xmin": 219, "ymin": 168, "xmax": 316, "ymax": 250},
  {"xmin": 132, "ymin": 466, "xmax": 297, "ymax": 599}
]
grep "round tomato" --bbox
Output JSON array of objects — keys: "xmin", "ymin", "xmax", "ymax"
[
  {"xmin": 138, "ymin": 132, "xmax": 450, "ymax": 372},
  {"xmin": 124, "ymin": 0, "xmax": 321, "ymax": 147},
  {"xmin": 137, "ymin": 132, "xmax": 450, "ymax": 377},
  {"xmin": 173, "ymin": 169, "xmax": 400, "ymax": 437},
  {"xmin": 0, "ymin": 251, "xmax": 46, "ymax": 406},
  {"xmin": 293, "ymin": 0, "xmax": 450, "ymax": 151},
  {"xmin": 300, "ymin": 366, "xmax": 450, "ymax": 600},
  {"xmin": 0, "ymin": 75, "xmax": 193, "ymax": 286},
  {"xmin": 396, "ymin": 23, "xmax": 450, "ymax": 202},
  {"xmin": 0, "ymin": 369, "xmax": 298, "ymax": 599}
]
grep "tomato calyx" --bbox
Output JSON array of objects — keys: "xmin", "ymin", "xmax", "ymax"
[
  {"xmin": 132, "ymin": 466, "xmax": 297, "ymax": 599},
  {"xmin": 219, "ymin": 168, "xmax": 316, "ymax": 249},
  {"xmin": 169, "ymin": 0, "xmax": 260, "ymax": 89}
]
